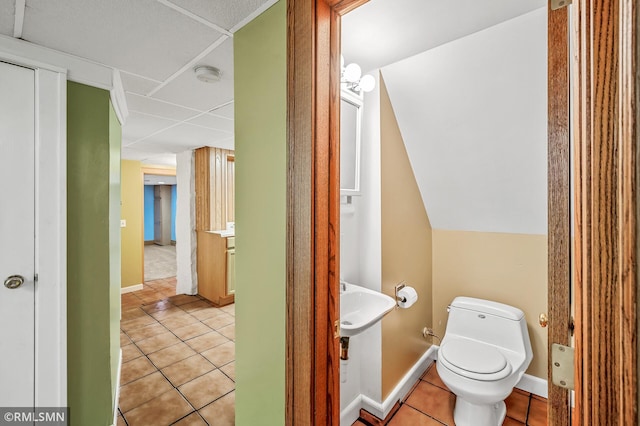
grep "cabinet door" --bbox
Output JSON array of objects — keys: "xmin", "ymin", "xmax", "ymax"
[{"xmin": 226, "ymin": 250, "xmax": 235, "ymax": 294}]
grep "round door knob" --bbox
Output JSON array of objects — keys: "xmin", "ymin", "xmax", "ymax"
[
  {"xmin": 539, "ymin": 313, "xmax": 548, "ymax": 328},
  {"xmin": 4, "ymin": 275, "xmax": 25, "ymax": 289}
]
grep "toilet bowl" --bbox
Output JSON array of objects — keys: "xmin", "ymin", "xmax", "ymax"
[{"xmin": 436, "ymin": 297, "xmax": 533, "ymax": 426}]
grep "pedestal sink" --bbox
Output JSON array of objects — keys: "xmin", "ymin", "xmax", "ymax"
[{"xmin": 340, "ymin": 282, "xmax": 396, "ymax": 337}]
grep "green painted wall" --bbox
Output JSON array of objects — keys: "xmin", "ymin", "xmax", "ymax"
[
  {"xmin": 67, "ymin": 81, "xmax": 121, "ymax": 425},
  {"xmin": 234, "ymin": 1, "xmax": 287, "ymax": 424}
]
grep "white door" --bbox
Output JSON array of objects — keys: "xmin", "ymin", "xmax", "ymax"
[{"xmin": 0, "ymin": 60, "xmax": 36, "ymax": 406}]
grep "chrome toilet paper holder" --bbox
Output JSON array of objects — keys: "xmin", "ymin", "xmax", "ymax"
[{"xmin": 395, "ymin": 281, "xmax": 407, "ymax": 307}]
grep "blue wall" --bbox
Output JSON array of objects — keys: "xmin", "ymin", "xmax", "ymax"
[
  {"xmin": 143, "ymin": 185, "xmax": 154, "ymax": 241},
  {"xmin": 171, "ymin": 185, "xmax": 177, "ymax": 241},
  {"xmin": 144, "ymin": 184, "xmax": 177, "ymax": 242}
]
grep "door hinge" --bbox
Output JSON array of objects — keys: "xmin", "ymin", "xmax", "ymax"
[
  {"xmin": 34, "ymin": 273, "xmax": 38, "ymax": 283},
  {"xmin": 551, "ymin": 343, "xmax": 575, "ymax": 390},
  {"xmin": 551, "ymin": 0, "xmax": 572, "ymax": 10},
  {"xmin": 569, "ymin": 316, "xmax": 575, "ymax": 336},
  {"xmin": 334, "ymin": 320, "xmax": 340, "ymax": 339}
]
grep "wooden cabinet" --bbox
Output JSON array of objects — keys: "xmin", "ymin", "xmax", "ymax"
[{"xmin": 197, "ymin": 231, "xmax": 235, "ymax": 306}]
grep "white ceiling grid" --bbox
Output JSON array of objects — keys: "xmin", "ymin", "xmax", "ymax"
[{"xmin": 0, "ymin": 0, "xmax": 277, "ymax": 165}]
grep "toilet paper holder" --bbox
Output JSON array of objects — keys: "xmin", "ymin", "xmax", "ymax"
[{"xmin": 395, "ymin": 282, "xmax": 407, "ymax": 307}]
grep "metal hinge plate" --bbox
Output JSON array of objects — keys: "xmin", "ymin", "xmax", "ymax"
[
  {"xmin": 551, "ymin": 0, "xmax": 572, "ymax": 10},
  {"xmin": 551, "ymin": 343, "xmax": 575, "ymax": 390}
]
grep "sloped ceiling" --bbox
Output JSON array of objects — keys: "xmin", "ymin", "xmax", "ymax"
[{"xmin": 378, "ymin": 8, "xmax": 547, "ymax": 235}]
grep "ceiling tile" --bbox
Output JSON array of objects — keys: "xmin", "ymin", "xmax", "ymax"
[
  {"xmin": 122, "ymin": 111, "xmax": 178, "ymax": 143},
  {"xmin": 187, "ymin": 113, "xmax": 233, "ymax": 132},
  {"xmin": 168, "ymin": 0, "xmax": 268, "ymax": 31},
  {"xmin": 0, "ymin": 0, "xmax": 14, "ymax": 36},
  {"xmin": 122, "ymin": 146, "xmax": 177, "ymax": 166},
  {"xmin": 120, "ymin": 72, "xmax": 161, "ymax": 96},
  {"xmin": 148, "ymin": 122, "xmax": 232, "ymax": 149},
  {"xmin": 22, "ymin": 0, "xmax": 223, "ymax": 81},
  {"xmin": 126, "ymin": 93, "xmax": 199, "ymax": 121},
  {"xmin": 210, "ymin": 103, "xmax": 234, "ymax": 120},
  {"xmin": 152, "ymin": 37, "xmax": 234, "ymax": 111}
]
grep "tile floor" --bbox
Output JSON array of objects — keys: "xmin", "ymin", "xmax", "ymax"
[
  {"xmin": 353, "ymin": 362, "xmax": 548, "ymax": 426},
  {"xmin": 118, "ymin": 277, "xmax": 235, "ymax": 426}
]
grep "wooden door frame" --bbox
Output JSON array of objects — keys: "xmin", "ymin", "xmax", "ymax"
[
  {"xmin": 573, "ymin": 0, "xmax": 638, "ymax": 424},
  {"xmin": 286, "ymin": 0, "xmax": 638, "ymax": 424}
]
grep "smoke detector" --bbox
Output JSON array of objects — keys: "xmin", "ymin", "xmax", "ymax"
[{"xmin": 194, "ymin": 65, "xmax": 222, "ymax": 83}]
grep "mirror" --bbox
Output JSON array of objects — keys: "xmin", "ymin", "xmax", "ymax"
[{"xmin": 340, "ymin": 90, "xmax": 362, "ymax": 195}]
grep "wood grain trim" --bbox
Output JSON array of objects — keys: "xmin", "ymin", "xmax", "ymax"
[
  {"xmin": 286, "ymin": 1, "xmax": 367, "ymax": 425},
  {"xmin": 195, "ymin": 147, "xmax": 211, "ymax": 231},
  {"xmin": 574, "ymin": 0, "xmax": 638, "ymax": 424},
  {"xmin": 547, "ymin": 4, "xmax": 571, "ymax": 425}
]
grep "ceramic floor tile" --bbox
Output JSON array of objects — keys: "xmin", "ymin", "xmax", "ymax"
[
  {"xmin": 201, "ymin": 313, "xmax": 234, "ymax": 330},
  {"xmin": 351, "ymin": 421, "xmax": 367, "ymax": 426},
  {"xmin": 198, "ymin": 390, "xmax": 235, "ymax": 425},
  {"xmin": 141, "ymin": 299, "xmax": 175, "ymax": 315},
  {"xmin": 120, "ymin": 332, "xmax": 132, "ymax": 347},
  {"xmin": 123, "ymin": 389, "xmax": 194, "ymax": 426},
  {"xmin": 421, "ymin": 362, "xmax": 449, "ymax": 391},
  {"xmin": 505, "ymin": 389, "xmax": 530, "ymax": 423},
  {"xmin": 219, "ymin": 361, "xmax": 235, "ymax": 381},
  {"xmin": 190, "ymin": 306, "xmax": 226, "ymax": 321},
  {"xmin": 122, "ymin": 307, "xmax": 150, "ymax": 322},
  {"xmin": 504, "ymin": 416, "xmax": 526, "ymax": 425},
  {"xmin": 122, "ymin": 343, "xmax": 144, "ymax": 363},
  {"xmin": 120, "ymin": 356, "xmax": 157, "ymax": 385},
  {"xmin": 220, "ymin": 304, "xmax": 235, "ymax": 316},
  {"xmin": 149, "ymin": 306, "xmax": 186, "ymax": 321},
  {"xmin": 121, "ymin": 314, "xmax": 158, "ymax": 332},
  {"xmin": 161, "ymin": 354, "xmax": 215, "ymax": 387},
  {"xmin": 217, "ymin": 324, "xmax": 235, "ymax": 340},
  {"xmin": 388, "ymin": 405, "xmax": 444, "ymax": 425},
  {"xmin": 178, "ymin": 370, "xmax": 235, "ymax": 409},
  {"xmin": 180, "ymin": 300, "xmax": 213, "ymax": 313},
  {"xmin": 116, "ymin": 414, "xmax": 126, "ymax": 426},
  {"xmin": 125, "ymin": 322, "xmax": 167, "ymax": 342},
  {"xmin": 201, "ymin": 341, "xmax": 235, "ymax": 367},
  {"xmin": 527, "ymin": 396, "xmax": 548, "ymax": 426},
  {"xmin": 185, "ymin": 331, "xmax": 229, "ymax": 353},
  {"xmin": 169, "ymin": 294, "xmax": 202, "ymax": 306},
  {"xmin": 172, "ymin": 412, "xmax": 208, "ymax": 426},
  {"xmin": 148, "ymin": 342, "xmax": 197, "ymax": 369},
  {"xmin": 118, "ymin": 371, "xmax": 173, "ymax": 413},
  {"xmin": 171, "ymin": 322, "xmax": 212, "ymax": 341},
  {"xmin": 136, "ymin": 331, "xmax": 181, "ymax": 354},
  {"xmin": 405, "ymin": 381, "xmax": 456, "ymax": 425},
  {"xmin": 161, "ymin": 313, "xmax": 201, "ymax": 330}
]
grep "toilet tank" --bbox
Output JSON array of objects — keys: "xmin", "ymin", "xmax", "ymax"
[{"xmin": 444, "ymin": 297, "xmax": 532, "ymax": 356}]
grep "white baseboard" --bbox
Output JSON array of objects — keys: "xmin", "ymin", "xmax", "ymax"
[
  {"xmin": 340, "ymin": 395, "xmax": 362, "ymax": 426},
  {"xmin": 112, "ymin": 349, "xmax": 122, "ymax": 426},
  {"xmin": 516, "ymin": 373, "xmax": 548, "ymax": 399},
  {"xmin": 121, "ymin": 283, "xmax": 143, "ymax": 294},
  {"xmin": 360, "ymin": 346, "xmax": 438, "ymax": 420}
]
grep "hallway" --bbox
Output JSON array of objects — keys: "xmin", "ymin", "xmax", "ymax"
[{"xmin": 118, "ymin": 278, "xmax": 235, "ymax": 425}]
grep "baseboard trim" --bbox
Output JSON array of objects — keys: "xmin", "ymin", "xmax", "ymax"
[
  {"xmin": 340, "ymin": 395, "xmax": 362, "ymax": 426},
  {"xmin": 112, "ymin": 349, "xmax": 122, "ymax": 426},
  {"xmin": 516, "ymin": 372, "xmax": 548, "ymax": 399},
  {"xmin": 121, "ymin": 283, "xmax": 143, "ymax": 294},
  {"xmin": 360, "ymin": 345, "xmax": 438, "ymax": 420},
  {"xmin": 144, "ymin": 240, "xmax": 155, "ymax": 245}
]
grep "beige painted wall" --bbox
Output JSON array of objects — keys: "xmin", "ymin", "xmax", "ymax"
[
  {"xmin": 380, "ymin": 76, "xmax": 433, "ymax": 398},
  {"xmin": 121, "ymin": 159, "xmax": 143, "ymax": 288},
  {"xmin": 432, "ymin": 229, "xmax": 548, "ymax": 378}
]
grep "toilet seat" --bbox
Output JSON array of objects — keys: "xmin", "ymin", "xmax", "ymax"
[{"xmin": 439, "ymin": 339, "xmax": 512, "ymax": 381}]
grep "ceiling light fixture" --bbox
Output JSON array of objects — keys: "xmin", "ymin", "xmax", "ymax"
[
  {"xmin": 341, "ymin": 55, "xmax": 375, "ymax": 94},
  {"xmin": 194, "ymin": 65, "xmax": 222, "ymax": 83}
]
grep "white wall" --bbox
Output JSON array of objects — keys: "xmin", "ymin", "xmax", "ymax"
[
  {"xmin": 381, "ymin": 7, "xmax": 547, "ymax": 235},
  {"xmin": 175, "ymin": 149, "xmax": 197, "ymax": 294}
]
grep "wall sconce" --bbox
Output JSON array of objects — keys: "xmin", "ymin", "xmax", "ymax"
[{"xmin": 341, "ymin": 56, "xmax": 375, "ymax": 94}]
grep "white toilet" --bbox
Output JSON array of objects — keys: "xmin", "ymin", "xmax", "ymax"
[{"xmin": 436, "ymin": 297, "xmax": 533, "ymax": 426}]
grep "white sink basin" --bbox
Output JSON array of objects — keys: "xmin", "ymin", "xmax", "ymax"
[{"xmin": 340, "ymin": 282, "xmax": 396, "ymax": 337}]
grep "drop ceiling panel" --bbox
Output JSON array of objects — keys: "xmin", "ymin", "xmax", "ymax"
[
  {"xmin": 169, "ymin": 0, "xmax": 268, "ymax": 30},
  {"xmin": 22, "ymin": 0, "xmax": 224, "ymax": 81},
  {"xmin": 152, "ymin": 37, "xmax": 234, "ymax": 111},
  {"xmin": 122, "ymin": 146, "xmax": 177, "ymax": 166},
  {"xmin": 122, "ymin": 112, "xmax": 177, "ymax": 143},
  {"xmin": 211, "ymin": 103, "xmax": 234, "ymax": 119},
  {"xmin": 187, "ymin": 113, "xmax": 233, "ymax": 132},
  {"xmin": 126, "ymin": 93, "xmax": 199, "ymax": 121},
  {"xmin": 0, "ymin": 0, "xmax": 15, "ymax": 36},
  {"xmin": 149, "ymin": 122, "xmax": 232, "ymax": 148},
  {"xmin": 120, "ymin": 72, "xmax": 161, "ymax": 96}
]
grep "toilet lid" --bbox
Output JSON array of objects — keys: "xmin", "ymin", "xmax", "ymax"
[{"xmin": 439, "ymin": 339, "xmax": 512, "ymax": 381}]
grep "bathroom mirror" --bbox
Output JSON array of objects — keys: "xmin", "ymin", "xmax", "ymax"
[{"xmin": 340, "ymin": 90, "xmax": 362, "ymax": 196}]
